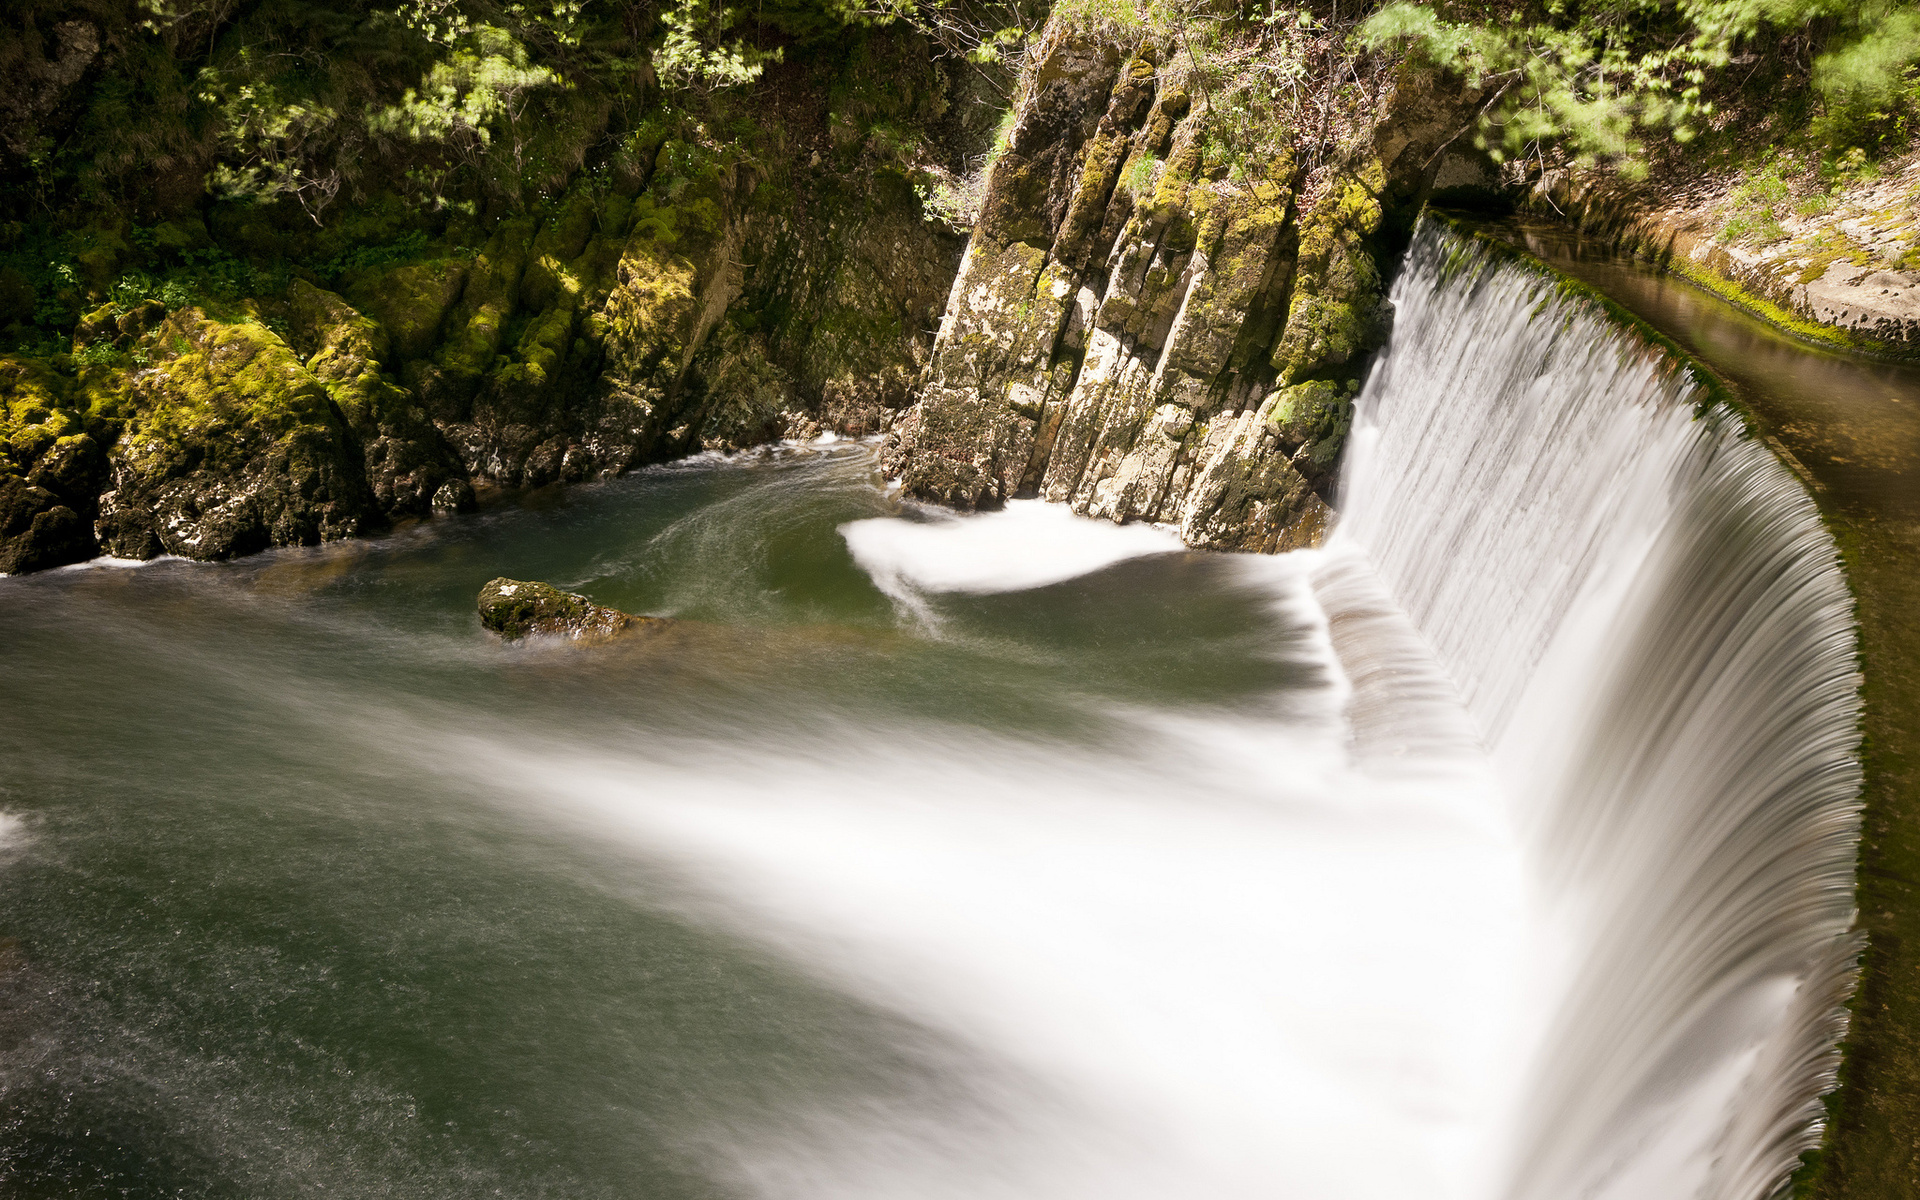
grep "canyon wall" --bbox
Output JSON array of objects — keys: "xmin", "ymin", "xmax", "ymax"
[
  {"xmin": 883, "ymin": 27, "xmax": 1474, "ymax": 551},
  {"xmin": 0, "ymin": 29, "xmax": 977, "ymax": 571}
]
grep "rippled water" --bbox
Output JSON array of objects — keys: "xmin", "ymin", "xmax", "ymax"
[{"xmin": 0, "ymin": 441, "xmax": 1524, "ymax": 1199}]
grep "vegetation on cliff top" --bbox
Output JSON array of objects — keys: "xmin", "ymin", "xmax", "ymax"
[{"xmin": 1361, "ymin": 0, "xmax": 1920, "ymax": 172}]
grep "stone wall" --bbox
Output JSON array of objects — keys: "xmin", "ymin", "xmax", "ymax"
[{"xmin": 1527, "ymin": 165, "xmax": 1920, "ymax": 356}]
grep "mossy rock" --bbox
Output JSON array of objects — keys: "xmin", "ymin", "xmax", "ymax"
[
  {"xmin": 477, "ymin": 576, "xmax": 659, "ymax": 640},
  {"xmin": 1273, "ymin": 168, "xmax": 1389, "ymax": 384},
  {"xmin": 100, "ymin": 308, "xmax": 377, "ymax": 560},
  {"xmin": 0, "ymin": 474, "xmax": 95, "ymax": 573},
  {"xmin": 1266, "ymin": 379, "xmax": 1352, "ymax": 443},
  {"xmin": 345, "ymin": 259, "xmax": 470, "ymax": 362},
  {"xmin": 287, "ymin": 280, "xmax": 464, "ymax": 516}
]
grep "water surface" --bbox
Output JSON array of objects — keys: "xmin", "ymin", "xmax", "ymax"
[{"xmin": 0, "ymin": 441, "xmax": 1522, "ymax": 1199}]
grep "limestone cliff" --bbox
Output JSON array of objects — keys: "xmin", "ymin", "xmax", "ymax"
[{"xmin": 883, "ymin": 26, "xmax": 1472, "ymax": 552}]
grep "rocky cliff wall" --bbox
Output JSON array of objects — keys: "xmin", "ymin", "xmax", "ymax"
[
  {"xmin": 0, "ymin": 29, "xmax": 978, "ymax": 573},
  {"xmin": 882, "ymin": 26, "xmax": 1472, "ymax": 552}
]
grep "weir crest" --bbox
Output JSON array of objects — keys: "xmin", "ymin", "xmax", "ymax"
[{"xmin": 1323, "ymin": 219, "xmax": 1864, "ymax": 1200}]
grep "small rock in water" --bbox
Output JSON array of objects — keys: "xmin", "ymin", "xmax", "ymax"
[{"xmin": 477, "ymin": 577, "xmax": 655, "ymax": 641}]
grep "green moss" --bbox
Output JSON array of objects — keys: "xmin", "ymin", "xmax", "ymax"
[
  {"xmin": 1273, "ymin": 165, "xmax": 1388, "ymax": 385},
  {"xmin": 605, "ymin": 240, "xmax": 698, "ymax": 349},
  {"xmin": 128, "ymin": 311, "xmax": 335, "ymax": 445},
  {"xmin": 477, "ymin": 576, "xmax": 649, "ymax": 640},
  {"xmin": 1666, "ymin": 253, "xmax": 1904, "ymax": 358},
  {"xmin": 344, "ymin": 257, "xmax": 471, "ymax": 362},
  {"xmin": 0, "ymin": 356, "xmax": 83, "ymax": 477},
  {"xmin": 1800, "ymin": 250, "xmax": 1854, "ymax": 285}
]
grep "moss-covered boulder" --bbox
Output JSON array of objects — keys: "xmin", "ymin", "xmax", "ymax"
[
  {"xmin": 0, "ymin": 355, "xmax": 107, "ymax": 571},
  {"xmin": 289, "ymin": 280, "xmax": 465, "ymax": 516},
  {"xmin": 0, "ymin": 475, "xmax": 93, "ymax": 572},
  {"xmin": 344, "ymin": 258, "xmax": 470, "ymax": 363},
  {"xmin": 477, "ymin": 576, "xmax": 657, "ymax": 640},
  {"xmin": 95, "ymin": 307, "xmax": 378, "ymax": 561},
  {"xmin": 1264, "ymin": 378, "xmax": 1355, "ymax": 486}
]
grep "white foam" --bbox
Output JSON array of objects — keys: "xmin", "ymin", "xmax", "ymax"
[
  {"xmin": 841, "ymin": 500, "xmax": 1183, "ymax": 604},
  {"xmin": 433, "ymin": 693, "xmax": 1524, "ymax": 1200},
  {"xmin": 58, "ymin": 553, "xmax": 191, "ymax": 571},
  {"xmin": 1334, "ymin": 220, "xmax": 1862, "ymax": 1200}
]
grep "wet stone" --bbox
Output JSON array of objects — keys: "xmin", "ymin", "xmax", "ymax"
[{"xmin": 477, "ymin": 577, "xmax": 656, "ymax": 641}]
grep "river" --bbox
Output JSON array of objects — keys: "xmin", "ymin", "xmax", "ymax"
[{"xmin": 0, "ymin": 217, "xmax": 1890, "ymax": 1200}]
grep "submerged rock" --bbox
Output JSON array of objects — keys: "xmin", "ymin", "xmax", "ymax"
[{"xmin": 477, "ymin": 577, "xmax": 656, "ymax": 640}]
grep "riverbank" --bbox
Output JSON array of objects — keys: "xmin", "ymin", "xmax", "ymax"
[
  {"xmin": 1521, "ymin": 153, "xmax": 1920, "ymax": 360},
  {"xmin": 1491, "ymin": 217, "xmax": 1920, "ymax": 1199}
]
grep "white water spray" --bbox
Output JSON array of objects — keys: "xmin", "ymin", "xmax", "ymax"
[
  {"xmin": 840, "ymin": 499, "xmax": 1185, "ymax": 618},
  {"xmin": 436, "ymin": 499, "xmax": 1528, "ymax": 1200}
]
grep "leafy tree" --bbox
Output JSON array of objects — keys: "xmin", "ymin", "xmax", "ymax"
[{"xmin": 1360, "ymin": 0, "xmax": 1920, "ymax": 170}]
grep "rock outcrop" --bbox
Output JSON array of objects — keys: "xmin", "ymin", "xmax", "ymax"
[
  {"xmin": 0, "ymin": 357, "xmax": 103, "ymax": 573},
  {"xmin": 882, "ymin": 28, "xmax": 1475, "ymax": 552},
  {"xmin": 478, "ymin": 577, "xmax": 657, "ymax": 640},
  {"xmin": 1526, "ymin": 161, "xmax": 1920, "ymax": 355},
  {"xmin": 0, "ymin": 25, "xmax": 978, "ymax": 573}
]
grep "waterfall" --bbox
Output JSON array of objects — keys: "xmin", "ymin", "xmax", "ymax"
[{"xmin": 1326, "ymin": 219, "xmax": 1863, "ymax": 1200}]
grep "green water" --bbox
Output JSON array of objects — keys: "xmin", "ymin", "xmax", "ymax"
[{"xmin": 0, "ymin": 442, "xmax": 1332, "ymax": 1199}]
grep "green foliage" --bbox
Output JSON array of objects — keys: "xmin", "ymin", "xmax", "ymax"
[
  {"xmin": 75, "ymin": 340, "xmax": 123, "ymax": 367},
  {"xmin": 1360, "ymin": 1, "xmax": 1715, "ymax": 173},
  {"xmin": 656, "ymin": 0, "xmax": 786, "ymax": 91},
  {"xmin": 989, "ymin": 107, "xmax": 1018, "ymax": 157},
  {"xmin": 369, "ymin": 27, "xmax": 562, "ymax": 145},
  {"xmin": 198, "ymin": 58, "xmax": 349, "ymax": 222},
  {"xmin": 965, "ymin": 26, "xmax": 1029, "ymax": 64},
  {"xmin": 1810, "ymin": 2, "xmax": 1920, "ymax": 148},
  {"xmin": 1362, "ymin": 0, "xmax": 1920, "ymax": 168},
  {"xmin": 1721, "ymin": 156, "xmax": 1793, "ymax": 243},
  {"xmin": 314, "ymin": 231, "xmax": 434, "ymax": 280},
  {"xmin": 1122, "ymin": 150, "xmax": 1160, "ymax": 200},
  {"xmin": 109, "ymin": 270, "xmax": 196, "ymax": 312},
  {"xmin": 913, "ymin": 176, "xmax": 973, "ymax": 228}
]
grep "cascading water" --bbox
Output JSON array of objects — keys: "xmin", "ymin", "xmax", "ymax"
[
  {"xmin": 1327, "ymin": 219, "xmax": 1863, "ymax": 1200},
  {"xmin": 0, "ymin": 224, "xmax": 1863, "ymax": 1200}
]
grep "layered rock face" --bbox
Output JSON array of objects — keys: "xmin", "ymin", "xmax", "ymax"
[{"xmin": 884, "ymin": 30, "xmax": 1472, "ymax": 552}]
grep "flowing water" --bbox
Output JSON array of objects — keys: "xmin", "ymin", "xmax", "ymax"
[
  {"xmin": 0, "ymin": 442, "xmax": 1526, "ymax": 1199},
  {"xmin": 0, "ymin": 219, "xmax": 1866, "ymax": 1200},
  {"xmin": 1332, "ymin": 222, "xmax": 1861, "ymax": 1200}
]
